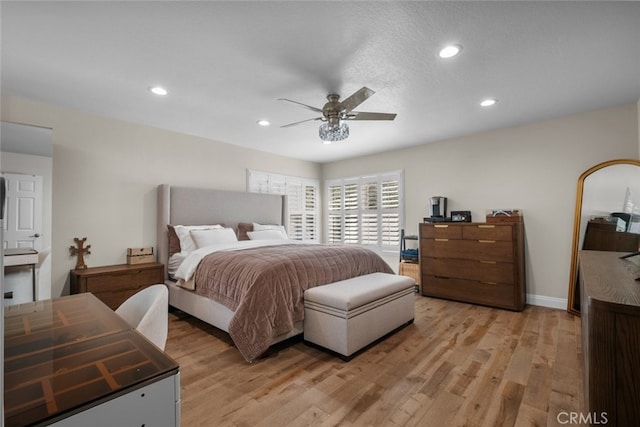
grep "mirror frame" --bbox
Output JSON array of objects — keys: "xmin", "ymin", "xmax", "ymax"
[{"xmin": 567, "ymin": 158, "xmax": 640, "ymax": 315}]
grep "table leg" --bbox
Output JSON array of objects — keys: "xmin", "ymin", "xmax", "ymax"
[{"xmin": 32, "ymin": 264, "xmax": 36, "ymax": 301}]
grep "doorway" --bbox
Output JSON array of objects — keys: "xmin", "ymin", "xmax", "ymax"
[{"xmin": 2, "ymin": 172, "xmax": 43, "ymax": 250}]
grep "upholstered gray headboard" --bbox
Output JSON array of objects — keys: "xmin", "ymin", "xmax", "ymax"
[{"xmin": 157, "ymin": 184, "xmax": 287, "ymax": 279}]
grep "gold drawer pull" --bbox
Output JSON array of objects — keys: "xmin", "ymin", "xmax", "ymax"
[
  {"xmin": 478, "ymin": 224, "xmax": 495, "ymax": 229},
  {"xmin": 435, "ymin": 238, "xmax": 449, "ymax": 242},
  {"xmin": 478, "ymin": 239, "xmax": 496, "ymax": 244},
  {"xmin": 480, "ymin": 281, "xmax": 497, "ymax": 285},
  {"xmin": 479, "ymin": 260, "xmax": 497, "ymax": 264},
  {"xmin": 434, "ymin": 224, "xmax": 449, "ymax": 228}
]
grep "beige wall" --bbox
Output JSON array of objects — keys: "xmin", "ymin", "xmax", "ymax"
[
  {"xmin": 2, "ymin": 95, "xmax": 638, "ymax": 307},
  {"xmin": 322, "ymin": 103, "xmax": 640, "ymax": 305},
  {"xmin": 1, "ymin": 96, "xmax": 321, "ymax": 298}
]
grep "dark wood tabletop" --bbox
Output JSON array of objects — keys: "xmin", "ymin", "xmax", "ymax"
[{"xmin": 3, "ymin": 293, "xmax": 178, "ymax": 427}]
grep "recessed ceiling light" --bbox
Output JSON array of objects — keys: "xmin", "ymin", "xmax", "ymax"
[
  {"xmin": 257, "ymin": 120, "xmax": 270, "ymax": 126},
  {"xmin": 480, "ymin": 98, "xmax": 498, "ymax": 107},
  {"xmin": 438, "ymin": 44, "xmax": 462, "ymax": 59},
  {"xmin": 149, "ymin": 86, "xmax": 168, "ymax": 96}
]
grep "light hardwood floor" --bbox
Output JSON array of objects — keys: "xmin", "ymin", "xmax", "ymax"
[{"xmin": 165, "ymin": 295, "xmax": 583, "ymax": 427}]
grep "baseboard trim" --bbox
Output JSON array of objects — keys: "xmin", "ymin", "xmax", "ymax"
[{"xmin": 526, "ymin": 294, "xmax": 567, "ymax": 310}]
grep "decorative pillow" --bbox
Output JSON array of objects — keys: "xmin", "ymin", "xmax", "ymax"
[
  {"xmin": 173, "ymin": 224, "xmax": 223, "ymax": 253},
  {"xmin": 253, "ymin": 222, "xmax": 288, "ymax": 239},
  {"xmin": 247, "ymin": 229, "xmax": 288, "ymax": 240},
  {"xmin": 167, "ymin": 225, "xmax": 181, "ymax": 257},
  {"xmin": 237, "ymin": 222, "xmax": 254, "ymax": 241},
  {"xmin": 190, "ymin": 227, "xmax": 238, "ymax": 248}
]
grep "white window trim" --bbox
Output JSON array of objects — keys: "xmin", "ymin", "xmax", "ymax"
[{"xmin": 325, "ymin": 170, "xmax": 404, "ymax": 253}]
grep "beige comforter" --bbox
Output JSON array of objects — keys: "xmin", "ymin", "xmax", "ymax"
[{"xmin": 193, "ymin": 243, "xmax": 393, "ymax": 361}]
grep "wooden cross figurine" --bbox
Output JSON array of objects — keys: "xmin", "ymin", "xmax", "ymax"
[{"xmin": 69, "ymin": 237, "xmax": 91, "ymax": 270}]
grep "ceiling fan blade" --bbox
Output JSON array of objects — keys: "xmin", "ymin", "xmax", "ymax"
[
  {"xmin": 346, "ymin": 111, "xmax": 397, "ymax": 121},
  {"xmin": 278, "ymin": 98, "xmax": 323, "ymax": 113},
  {"xmin": 280, "ymin": 117, "xmax": 323, "ymax": 128},
  {"xmin": 340, "ymin": 87, "xmax": 375, "ymax": 113}
]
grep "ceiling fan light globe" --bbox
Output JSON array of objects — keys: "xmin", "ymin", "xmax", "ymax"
[{"xmin": 319, "ymin": 122, "xmax": 349, "ymax": 142}]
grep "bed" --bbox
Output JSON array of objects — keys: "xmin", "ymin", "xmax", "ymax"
[{"xmin": 156, "ymin": 184, "xmax": 394, "ymax": 361}]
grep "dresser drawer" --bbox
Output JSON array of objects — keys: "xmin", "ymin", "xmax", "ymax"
[
  {"xmin": 420, "ymin": 224, "xmax": 462, "ymax": 239},
  {"xmin": 422, "ymin": 258, "xmax": 514, "ymax": 284},
  {"xmin": 421, "ymin": 275, "xmax": 516, "ymax": 310},
  {"xmin": 462, "ymin": 224, "xmax": 513, "ymax": 241},
  {"xmin": 421, "ymin": 239, "xmax": 514, "ymax": 262}
]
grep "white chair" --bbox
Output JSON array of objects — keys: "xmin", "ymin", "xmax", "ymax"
[{"xmin": 115, "ymin": 284, "xmax": 169, "ymax": 351}]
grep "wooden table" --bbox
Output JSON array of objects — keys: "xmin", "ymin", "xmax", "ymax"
[{"xmin": 3, "ymin": 293, "xmax": 180, "ymax": 426}]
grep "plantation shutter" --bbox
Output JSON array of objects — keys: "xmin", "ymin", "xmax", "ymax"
[
  {"xmin": 343, "ymin": 181, "xmax": 359, "ymax": 244},
  {"xmin": 327, "ymin": 184, "xmax": 343, "ymax": 244},
  {"xmin": 380, "ymin": 174, "xmax": 401, "ymax": 249},
  {"xmin": 360, "ymin": 178, "xmax": 378, "ymax": 245},
  {"xmin": 325, "ymin": 170, "xmax": 403, "ymax": 252},
  {"xmin": 247, "ymin": 170, "xmax": 319, "ymax": 241}
]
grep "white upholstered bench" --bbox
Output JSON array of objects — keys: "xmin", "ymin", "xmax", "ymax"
[{"xmin": 303, "ymin": 272, "xmax": 415, "ymax": 360}]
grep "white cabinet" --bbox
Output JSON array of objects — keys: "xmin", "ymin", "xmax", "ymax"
[{"xmin": 52, "ymin": 374, "xmax": 180, "ymax": 427}]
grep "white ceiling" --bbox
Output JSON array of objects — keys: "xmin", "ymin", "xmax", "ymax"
[{"xmin": 1, "ymin": 1, "xmax": 639, "ymax": 163}]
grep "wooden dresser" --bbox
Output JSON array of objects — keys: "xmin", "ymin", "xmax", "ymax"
[
  {"xmin": 579, "ymin": 250, "xmax": 640, "ymax": 426},
  {"xmin": 582, "ymin": 220, "xmax": 640, "ymax": 252},
  {"xmin": 419, "ymin": 222, "xmax": 525, "ymax": 311},
  {"xmin": 70, "ymin": 262, "xmax": 164, "ymax": 310}
]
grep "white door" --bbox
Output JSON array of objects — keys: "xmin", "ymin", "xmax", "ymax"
[{"xmin": 2, "ymin": 172, "xmax": 43, "ymax": 250}]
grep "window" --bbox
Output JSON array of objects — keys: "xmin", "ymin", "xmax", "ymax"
[
  {"xmin": 247, "ymin": 170, "xmax": 319, "ymax": 241},
  {"xmin": 326, "ymin": 170, "xmax": 403, "ymax": 252}
]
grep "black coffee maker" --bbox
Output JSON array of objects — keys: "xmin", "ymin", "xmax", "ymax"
[{"xmin": 425, "ymin": 196, "xmax": 447, "ymax": 222}]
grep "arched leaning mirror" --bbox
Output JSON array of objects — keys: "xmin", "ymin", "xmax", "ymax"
[{"xmin": 567, "ymin": 159, "xmax": 640, "ymax": 315}]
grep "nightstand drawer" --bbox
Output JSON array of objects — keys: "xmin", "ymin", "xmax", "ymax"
[
  {"xmin": 70, "ymin": 263, "xmax": 164, "ymax": 310},
  {"xmin": 85, "ymin": 268, "xmax": 161, "ymax": 292},
  {"xmin": 90, "ymin": 285, "xmax": 152, "ymax": 311}
]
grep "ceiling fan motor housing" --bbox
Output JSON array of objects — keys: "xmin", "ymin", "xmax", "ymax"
[{"xmin": 323, "ymin": 94, "xmax": 344, "ymax": 124}]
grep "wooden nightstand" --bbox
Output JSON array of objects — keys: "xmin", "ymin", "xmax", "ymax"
[{"xmin": 70, "ymin": 262, "xmax": 164, "ymax": 310}]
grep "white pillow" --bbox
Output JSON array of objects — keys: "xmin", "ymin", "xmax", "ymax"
[
  {"xmin": 247, "ymin": 229, "xmax": 288, "ymax": 240},
  {"xmin": 174, "ymin": 224, "xmax": 223, "ymax": 253},
  {"xmin": 190, "ymin": 227, "xmax": 238, "ymax": 248},
  {"xmin": 253, "ymin": 223, "xmax": 288, "ymax": 239}
]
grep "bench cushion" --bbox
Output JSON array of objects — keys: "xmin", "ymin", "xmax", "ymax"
[{"xmin": 304, "ymin": 272, "xmax": 415, "ymax": 311}]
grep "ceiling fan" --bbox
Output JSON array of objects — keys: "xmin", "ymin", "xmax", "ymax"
[{"xmin": 278, "ymin": 87, "xmax": 397, "ymax": 143}]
